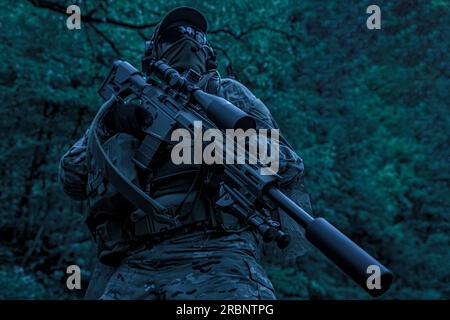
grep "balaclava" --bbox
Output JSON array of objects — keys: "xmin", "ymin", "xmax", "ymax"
[
  {"xmin": 145, "ymin": 7, "xmax": 216, "ymax": 75},
  {"xmin": 155, "ymin": 25, "xmax": 214, "ymax": 74}
]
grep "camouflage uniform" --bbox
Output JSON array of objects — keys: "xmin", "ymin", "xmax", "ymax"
[
  {"xmin": 98, "ymin": 230, "xmax": 275, "ymax": 299},
  {"xmin": 60, "ymin": 73, "xmax": 309, "ymax": 300}
]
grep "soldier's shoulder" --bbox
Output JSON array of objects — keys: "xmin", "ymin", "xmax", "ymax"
[
  {"xmin": 219, "ymin": 77, "xmax": 257, "ymax": 102},
  {"xmin": 219, "ymin": 77, "xmax": 273, "ymax": 124}
]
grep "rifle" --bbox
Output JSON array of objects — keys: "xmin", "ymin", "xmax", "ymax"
[{"xmin": 97, "ymin": 59, "xmax": 393, "ymax": 297}]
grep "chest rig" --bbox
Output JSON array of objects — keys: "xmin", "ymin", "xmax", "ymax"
[{"xmin": 86, "ymin": 70, "xmax": 245, "ymax": 266}]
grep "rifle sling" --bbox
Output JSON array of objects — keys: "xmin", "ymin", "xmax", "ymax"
[{"xmin": 87, "ymin": 96, "xmax": 177, "ymax": 226}]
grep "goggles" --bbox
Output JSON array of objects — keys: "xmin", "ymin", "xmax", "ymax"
[{"xmin": 157, "ymin": 26, "xmax": 208, "ymax": 45}]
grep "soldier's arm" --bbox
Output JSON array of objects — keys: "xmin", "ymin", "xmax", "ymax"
[
  {"xmin": 58, "ymin": 97, "xmax": 151, "ymax": 201},
  {"xmin": 59, "ymin": 129, "xmax": 89, "ymax": 200},
  {"xmin": 219, "ymin": 78, "xmax": 313, "ymax": 257},
  {"xmin": 218, "ymin": 78, "xmax": 305, "ymax": 186}
]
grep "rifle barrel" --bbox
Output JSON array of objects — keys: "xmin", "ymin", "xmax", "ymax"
[{"xmin": 267, "ymin": 186, "xmax": 393, "ymax": 297}]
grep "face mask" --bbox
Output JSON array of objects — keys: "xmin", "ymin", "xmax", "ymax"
[{"xmin": 156, "ymin": 36, "xmax": 209, "ymax": 74}]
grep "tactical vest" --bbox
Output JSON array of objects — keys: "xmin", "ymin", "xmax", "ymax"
[{"xmin": 86, "ymin": 70, "xmax": 244, "ymax": 266}]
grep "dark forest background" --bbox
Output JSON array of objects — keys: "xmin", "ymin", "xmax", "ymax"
[{"xmin": 0, "ymin": 0, "xmax": 448, "ymax": 299}]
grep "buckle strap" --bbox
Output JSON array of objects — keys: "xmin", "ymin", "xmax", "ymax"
[
  {"xmin": 133, "ymin": 219, "xmax": 213, "ymax": 243},
  {"xmin": 131, "ymin": 195, "xmax": 211, "ymax": 238}
]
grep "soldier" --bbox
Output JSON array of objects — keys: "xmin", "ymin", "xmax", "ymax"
[{"xmin": 59, "ymin": 7, "xmax": 311, "ymax": 300}]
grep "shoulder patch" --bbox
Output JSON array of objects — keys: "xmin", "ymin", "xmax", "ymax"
[{"xmin": 218, "ymin": 78, "xmax": 274, "ymax": 127}]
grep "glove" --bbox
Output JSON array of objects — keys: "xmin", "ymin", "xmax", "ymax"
[{"xmin": 103, "ymin": 101, "xmax": 152, "ymax": 139}]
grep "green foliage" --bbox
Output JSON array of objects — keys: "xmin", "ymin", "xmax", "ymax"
[
  {"xmin": 0, "ymin": 266, "xmax": 47, "ymax": 299},
  {"xmin": 0, "ymin": 0, "xmax": 448, "ymax": 299}
]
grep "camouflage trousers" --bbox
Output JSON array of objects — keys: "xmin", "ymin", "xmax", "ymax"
[{"xmin": 85, "ymin": 230, "xmax": 276, "ymax": 300}]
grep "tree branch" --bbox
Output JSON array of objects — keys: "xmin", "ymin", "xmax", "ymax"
[
  {"xmin": 86, "ymin": 22, "xmax": 121, "ymax": 56},
  {"xmin": 28, "ymin": 0, "xmax": 159, "ymax": 29},
  {"xmin": 211, "ymin": 44, "xmax": 234, "ymax": 77},
  {"xmin": 209, "ymin": 25, "xmax": 302, "ymax": 42}
]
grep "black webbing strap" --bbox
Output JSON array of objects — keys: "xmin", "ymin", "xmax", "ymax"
[
  {"xmin": 175, "ymin": 167, "xmax": 205, "ymax": 219},
  {"xmin": 87, "ymin": 96, "xmax": 178, "ymax": 226}
]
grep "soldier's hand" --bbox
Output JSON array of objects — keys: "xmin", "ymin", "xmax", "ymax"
[{"xmin": 103, "ymin": 101, "xmax": 152, "ymax": 139}]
